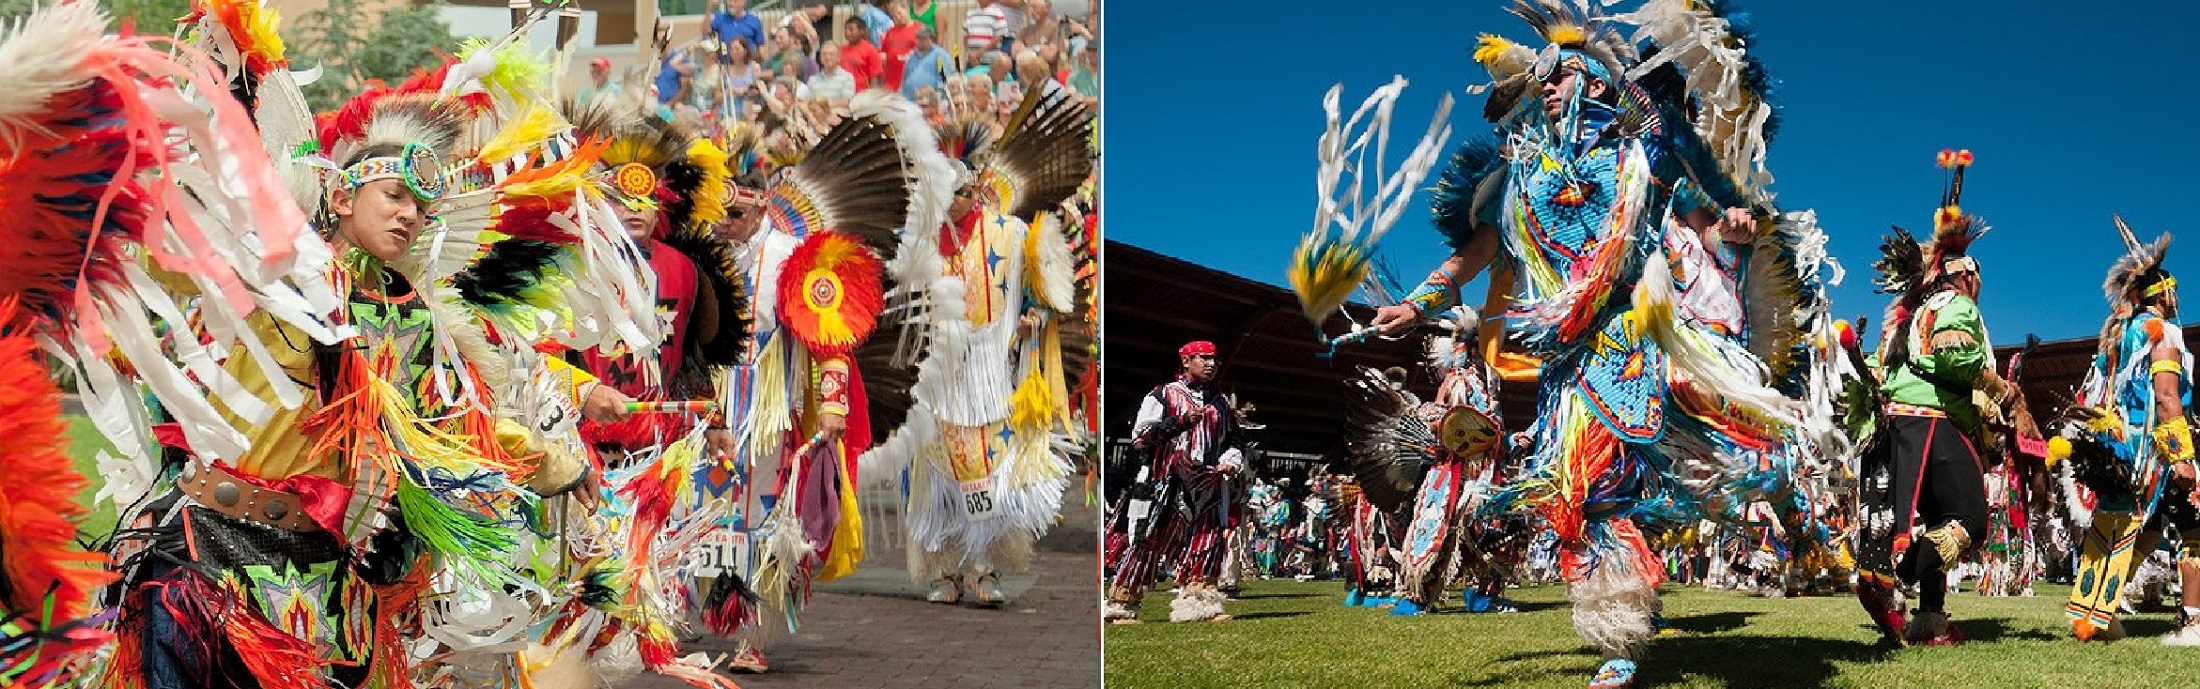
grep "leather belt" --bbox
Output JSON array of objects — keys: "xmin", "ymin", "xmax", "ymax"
[{"xmin": 178, "ymin": 464, "xmax": 321, "ymax": 533}]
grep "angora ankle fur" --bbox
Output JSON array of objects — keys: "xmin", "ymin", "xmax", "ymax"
[
  {"xmin": 1568, "ymin": 550, "xmax": 1659, "ymax": 660},
  {"xmin": 1168, "ymin": 587, "xmax": 1228, "ymax": 622}
]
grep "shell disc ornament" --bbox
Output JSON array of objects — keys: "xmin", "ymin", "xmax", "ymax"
[
  {"xmin": 1439, "ymin": 405, "xmax": 1500, "ymax": 457},
  {"xmin": 777, "ymin": 230, "xmax": 883, "ymax": 357}
]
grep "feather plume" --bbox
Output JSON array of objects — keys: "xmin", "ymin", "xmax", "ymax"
[
  {"xmin": 2102, "ymin": 216, "xmax": 2170, "ymax": 303},
  {"xmin": 191, "ymin": 0, "xmax": 287, "ymax": 77},
  {"xmin": 1616, "ymin": 0, "xmax": 1783, "ymax": 198},
  {"xmin": 476, "ymin": 101, "xmax": 570, "ymax": 165},
  {"xmin": 0, "ymin": 1, "xmax": 107, "ymax": 150},
  {"xmin": 456, "ymin": 38, "xmax": 552, "ymax": 104},
  {"xmin": 0, "ymin": 300, "xmax": 114, "ymax": 681},
  {"xmin": 2094, "ymin": 217, "xmax": 2173, "ymax": 365},
  {"xmin": 1871, "ymin": 226, "xmax": 1924, "ymax": 298},
  {"xmin": 655, "ymin": 212, "xmax": 750, "ymax": 369},
  {"xmin": 321, "ymin": 91, "xmax": 468, "ymax": 165},
  {"xmin": 987, "ymin": 83, "xmax": 1096, "ymax": 221},
  {"xmin": 769, "ymin": 90, "xmax": 917, "ymax": 261},
  {"xmin": 1429, "ymin": 138, "xmax": 1506, "ymax": 252},
  {"xmin": 1473, "ymin": 33, "xmax": 1534, "ymax": 80},
  {"xmin": 1506, "ymin": 0, "xmax": 1635, "ymax": 81},
  {"xmin": 776, "ymin": 231, "xmax": 885, "ymax": 357},
  {"xmin": 1337, "ymin": 367, "xmax": 1436, "ymax": 515},
  {"xmin": 1295, "ymin": 77, "xmax": 1454, "ymax": 324}
]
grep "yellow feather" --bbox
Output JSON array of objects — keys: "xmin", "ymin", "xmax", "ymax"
[
  {"xmin": 459, "ymin": 38, "xmax": 552, "ymax": 101},
  {"xmin": 683, "ymin": 138, "xmax": 730, "ymax": 230},
  {"xmin": 500, "ymin": 165, "xmax": 586, "ymax": 200},
  {"xmin": 1288, "ymin": 238, "xmax": 1369, "ymax": 325},
  {"xmin": 244, "ymin": 2, "xmax": 284, "ymax": 63},
  {"xmin": 1545, "ymin": 24, "xmax": 1587, "ymax": 47},
  {"xmin": 1473, "ymin": 34, "xmax": 1515, "ymax": 66},
  {"xmin": 477, "ymin": 103, "xmax": 569, "ymax": 165},
  {"xmin": 1009, "ymin": 364, "xmax": 1059, "ymax": 432}
]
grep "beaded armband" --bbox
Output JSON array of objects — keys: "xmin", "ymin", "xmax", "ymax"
[
  {"xmin": 2155, "ymin": 416, "xmax": 2195, "ymax": 464},
  {"xmin": 2151, "ymin": 359, "xmax": 2184, "ymax": 377},
  {"xmin": 1403, "ymin": 269, "xmax": 1460, "ymax": 315},
  {"xmin": 818, "ymin": 358, "xmax": 851, "ymax": 417}
]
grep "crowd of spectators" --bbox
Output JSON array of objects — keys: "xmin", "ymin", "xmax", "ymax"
[{"xmin": 612, "ymin": 0, "xmax": 1096, "ymax": 139}]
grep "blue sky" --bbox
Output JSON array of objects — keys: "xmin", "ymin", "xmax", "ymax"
[{"xmin": 1104, "ymin": 1, "xmax": 2198, "ymax": 344}]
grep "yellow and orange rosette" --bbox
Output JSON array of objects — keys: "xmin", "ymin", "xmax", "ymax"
[{"xmin": 776, "ymin": 231, "xmax": 884, "ymax": 357}]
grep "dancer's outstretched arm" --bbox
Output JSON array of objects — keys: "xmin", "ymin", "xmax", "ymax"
[{"xmin": 1371, "ymin": 228, "xmax": 1500, "ymax": 335}]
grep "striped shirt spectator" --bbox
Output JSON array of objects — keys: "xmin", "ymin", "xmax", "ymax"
[{"xmin": 963, "ymin": 0, "xmax": 1006, "ymax": 55}]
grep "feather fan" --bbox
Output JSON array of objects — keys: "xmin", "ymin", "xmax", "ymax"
[{"xmin": 1337, "ymin": 367, "xmax": 1437, "ymax": 515}]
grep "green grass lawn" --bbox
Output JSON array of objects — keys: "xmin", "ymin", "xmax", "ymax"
[
  {"xmin": 64, "ymin": 414, "xmax": 121, "ymax": 538},
  {"xmin": 1105, "ymin": 577, "xmax": 2198, "ymax": 688}
]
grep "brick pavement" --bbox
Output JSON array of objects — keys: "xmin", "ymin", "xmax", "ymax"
[{"xmin": 621, "ymin": 498, "xmax": 1102, "ymax": 689}]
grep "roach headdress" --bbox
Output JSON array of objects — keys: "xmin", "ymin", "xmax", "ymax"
[
  {"xmin": 2104, "ymin": 215, "xmax": 2173, "ymax": 315},
  {"xmin": 567, "ymin": 90, "xmax": 748, "ymax": 373},
  {"xmin": 1875, "ymin": 149, "xmax": 1986, "ymax": 363}
]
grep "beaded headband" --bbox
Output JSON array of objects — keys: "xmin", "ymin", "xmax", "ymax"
[{"xmin": 340, "ymin": 142, "xmax": 446, "ymax": 202}]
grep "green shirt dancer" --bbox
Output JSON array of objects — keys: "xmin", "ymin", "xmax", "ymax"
[{"xmin": 1852, "ymin": 151, "xmax": 2011, "ymax": 648}]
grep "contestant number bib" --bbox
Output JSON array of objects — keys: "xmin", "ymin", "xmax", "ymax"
[
  {"xmin": 961, "ymin": 477, "xmax": 1001, "ymax": 521},
  {"xmin": 692, "ymin": 529, "xmax": 751, "ymax": 578}
]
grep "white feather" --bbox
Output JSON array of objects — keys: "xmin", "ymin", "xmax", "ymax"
[
  {"xmin": 1615, "ymin": 0, "xmax": 1776, "ymax": 199},
  {"xmin": 0, "ymin": 2, "xmax": 104, "ymax": 150}
]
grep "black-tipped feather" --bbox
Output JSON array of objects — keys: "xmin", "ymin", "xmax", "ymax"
[
  {"xmin": 454, "ymin": 239, "xmax": 564, "ymax": 307},
  {"xmin": 993, "ymin": 85, "xmax": 1095, "ymax": 221},
  {"xmin": 780, "ymin": 114, "xmax": 913, "ymax": 262},
  {"xmin": 1337, "ymin": 367, "xmax": 1436, "ymax": 515}
]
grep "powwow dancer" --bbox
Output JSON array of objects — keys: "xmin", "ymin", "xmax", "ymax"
[
  {"xmin": 1248, "ymin": 480, "xmax": 1291, "ymax": 577},
  {"xmin": 1333, "ymin": 309, "xmax": 1511, "ymax": 616},
  {"xmin": 2047, "ymin": 216, "xmax": 2200, "ymax": 644},
  {"xmin": 684, "ymin": 90, "xmax": 948, "ymax": 673},
  {"xmin": 1104, "ymin": 341, "xmax": 1249, "ymax": 624},
  {"xmin": 562, "ymin": 101, "xmax": 748, "ymax": 466},
  {"xmin": 862, "ymin": 83, "xmax": 1094, "ymax": 608},
  {"xmin": 1290, "ymin": 2, "xmax": 1845, "ymax": 684},
  {"xmin": 1340, "ymin": 480, "xmax": 1400, "ymax": 607},
  {"xmin": 473, "ymin": 83, "xmax": 768, "ymax": 687},
  {"xmin": 1850, "ymin": 151, "xmax": 2007, "ymax": 647},
  {"xmin": 28, "ymin": 12, "xmax": 659, "ymax": 689}
]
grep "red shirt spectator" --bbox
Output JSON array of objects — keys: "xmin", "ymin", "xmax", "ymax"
[
  {"xmin": 880, "ymin": 3, "xmax": 921, "ymax": 91},
  {"xmin": 839, "ymin": 19, "xmax": 884, "ymax": 89}
]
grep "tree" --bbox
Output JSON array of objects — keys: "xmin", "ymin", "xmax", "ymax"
[
  {"xmin": 2, "ymin": 0, "xmax": 193, "ymax": 32},
  {"xmin": 295, "ymin": 1, "xmax": 456, "ymax": 110},
  {"xmin": 106, "ymin": 0, "xmax": 193, "ymax": 35}
]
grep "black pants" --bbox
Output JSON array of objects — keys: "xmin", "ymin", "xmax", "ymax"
[{"xmin": 1866, "ymin": 415, "xmax": 1989, "ymax": 611}]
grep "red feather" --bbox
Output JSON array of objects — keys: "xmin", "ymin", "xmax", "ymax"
[
  {"xmin": 0, "ymin": 298, "xmax": 115, "ymax": 682},
  {"xmin": 489, "ymin": 204, "xmax": 581, "ymax": 244},
  {"xmin": 0, "ymin": 81, "xmax": 151, "ymax": 334},
  {"xmin": 0, "ymin": 303, "xmax": 107, "ymax": 613}
]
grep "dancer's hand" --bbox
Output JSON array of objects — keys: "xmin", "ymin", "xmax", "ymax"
[
  {"xmin": 706, "ymin": 428, "xmax": 738, "ymax": 463},
  {"xmin": 574, "ymin": 470, "xmax": 602, "ymax": 509},
  {"xmin": 582, "ymin": 383, "xmax": 636, "ymax": 423},
  {"xmin": 818, "ymin": 412, "xmax": 847, "ymax": 446},
  {"xmin": 1717, "ymin": 207, "xmax": 1759, "ymax": 244},
  {"xmin": 1371, "ymin": 304, "xmax": 1420, "ymax": 335}
]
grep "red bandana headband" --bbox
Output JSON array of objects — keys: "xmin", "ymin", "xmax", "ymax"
[{"xmin": 1179, "ymin": 341, "xmax": 1217, "ymax": 358}]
